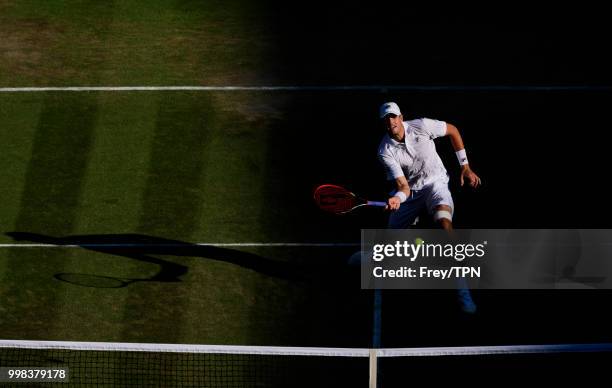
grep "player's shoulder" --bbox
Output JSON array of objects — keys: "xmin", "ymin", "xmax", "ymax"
[
  {"xmin": 406, "ymin": 118, "xmax": 445, "ymax": 135},
  {"xmin": 400, "ymin": 118, "xmax": 422, "ymax": 137},
  {"xmin": 405, "ymin": 117, "xmax": 430, "ymax": 129}
]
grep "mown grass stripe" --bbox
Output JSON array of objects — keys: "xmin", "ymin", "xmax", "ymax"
[{"xmin": 2, "ymin": 93, "xmax": 98, "ymax": 338}]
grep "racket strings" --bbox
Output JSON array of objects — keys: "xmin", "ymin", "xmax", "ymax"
[{"xmin": 313, "ymin": 185, "xmax": 358, "ymax": 214}]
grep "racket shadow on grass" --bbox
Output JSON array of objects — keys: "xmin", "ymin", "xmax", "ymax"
[{"xmin": 5, "ymin": 232, "xmax": 304, "ymax": 288}]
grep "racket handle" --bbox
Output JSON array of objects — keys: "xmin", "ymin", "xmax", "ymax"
[{"xmin": 367, "ymin": 201, "xmax": 387, "ymax": 207}]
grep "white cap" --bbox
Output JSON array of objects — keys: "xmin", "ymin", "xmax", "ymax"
[{"xmin": 379, "ymin": 102, "xmax": 401, "ymax": 118}]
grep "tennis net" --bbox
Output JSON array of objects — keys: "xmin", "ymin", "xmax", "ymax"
[{"xmin": 0, "ymin": 340, "xmax": 611, "ymax": 387}]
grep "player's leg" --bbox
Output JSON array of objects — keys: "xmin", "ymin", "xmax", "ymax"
[
  {"xmin": 425, "ymin": 181, "xmax": 454, "ymax": 229},
  {"xmin": 426, "ymin": 183, "xmax": 476, "ymax": 313},
  {"xmin": 433, "ymin": 204, "xmax": 453, "ymax": 232},
  {"xmin": 387, "ymin": 190, "xmax": 425, "ymax": 229}
]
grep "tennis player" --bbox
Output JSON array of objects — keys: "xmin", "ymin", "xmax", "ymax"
[{"xmin": 378, "ymin": 101, "xmax": 481, "ymax": 312}]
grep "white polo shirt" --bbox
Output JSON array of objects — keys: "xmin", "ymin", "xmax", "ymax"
[{"xmin": 378, "ymin": 118, "xmax": 449, "ymax": 190}]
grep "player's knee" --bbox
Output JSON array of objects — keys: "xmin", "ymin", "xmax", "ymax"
[{"xmin": 433, "ymin": 209, "xmax": 452, "ymax": 223}]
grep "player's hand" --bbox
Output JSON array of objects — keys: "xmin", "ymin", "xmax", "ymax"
[
  {"xmin": 460, "ymin": 165, "xmax": 482, "ymax": 188},
  {"xmin": 386, "ymin": 196, "xmax": 402, "ymax": 211}
]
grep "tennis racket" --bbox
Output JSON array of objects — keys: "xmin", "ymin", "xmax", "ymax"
[{"xmin": 313, "ymin": 184, "xmax": 386, "ymax": 214}]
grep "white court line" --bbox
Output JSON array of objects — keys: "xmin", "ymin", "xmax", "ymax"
[
  {"xmin": 1, "ymin": 85, "xmax": 611, "ymax": 92},
  {"xmin": 0, "ymin": 242, "xmax": 359, "ymax": 248}
]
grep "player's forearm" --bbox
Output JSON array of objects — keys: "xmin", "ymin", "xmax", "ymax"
[
  {"xmin": 446, "ymin": 123, "xmax": 471, "ymax": 168},
  {"xmin": 446, "ymin": 123, "xmax": 465, "ymax": 152},
  {"xmin": 395, "ymin": 180, "xmax": 410, "ymax": 198},
  {"xmin": 387, "ymin": 178, "xmax": 410, "ymax": 209}
]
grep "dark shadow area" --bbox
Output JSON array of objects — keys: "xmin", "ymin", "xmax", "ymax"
[
  {"xmin": 256, "ymin": 1, "xmax": 612, "ymax": 231},
  {"xmin": 381, "ymin": 288, "xmax": 612, "ymax": 348},
  {"xmin": 218, "ymin": 1, "xmax": 612, "ymax": 350},
  {"xmin": 256, "ymin": 0, "xmax": 612, "ymax": 350},
  {"xmin": 260, "ymin": 89, "xmax": 612, "ymax": 346},
  {"xmin": 260, "ymin": 1, "xmax": 612, "ymax": 86},
  {"xmin": 6, "ymin": 232, "xmax": 304, "ymax": 283},
  {"xmin": 379, "ymin": 351, "xmax": 611, "ymax": 387}
]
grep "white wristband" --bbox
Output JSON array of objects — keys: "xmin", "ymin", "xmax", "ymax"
[
  {"xmin": 394, "ymin": 191, "xmax": 407, "ymax": 203},
  {"xmin": 456, "ymin": 149, "xmax": 468, "ymax": 166}
]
